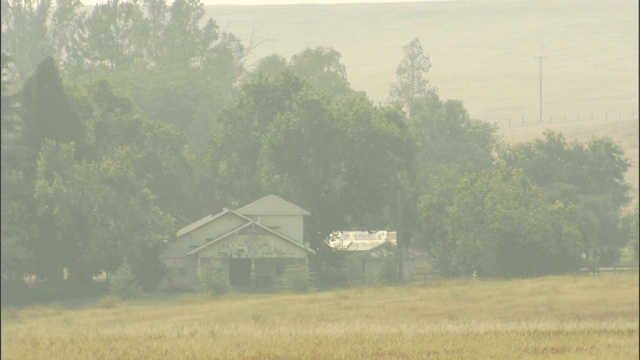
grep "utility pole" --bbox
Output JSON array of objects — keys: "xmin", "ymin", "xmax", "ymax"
[{"xmin": 535, "ymin": 56, "xmax": 547, "ymax": 123}]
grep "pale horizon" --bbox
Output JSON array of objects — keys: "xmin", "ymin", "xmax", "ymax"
[{"xmin": 81, "ymin": 0, "xmax": 451, "ymax": 6}]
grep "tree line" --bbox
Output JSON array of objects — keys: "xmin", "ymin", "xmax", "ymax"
[{"xmin": 1, "ymin": 0, "xmax": 637, "ymax": 291}]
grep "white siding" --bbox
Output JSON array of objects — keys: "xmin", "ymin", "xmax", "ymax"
[{"xmin": 162, "ymin": 213, "xmax": 247, "ymax": 258}]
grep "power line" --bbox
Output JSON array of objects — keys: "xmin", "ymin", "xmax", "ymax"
[{"xmin": 535, "ymin": 55, "xmax": 548, "ymax": 123}]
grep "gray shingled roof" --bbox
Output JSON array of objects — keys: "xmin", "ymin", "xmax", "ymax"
[{"xmin": 236, "ymin": 194, "xmax": 310, "ymax": 215}]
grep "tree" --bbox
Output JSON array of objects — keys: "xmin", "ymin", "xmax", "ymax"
[
  {"xmin": 1, "ymin": 0, "xmax": 55, "ymax": 81},
  {"xmin": 406, "ymin": 92, "xmax": 498, "ymax": 257},
  {"xmin": 499, "ymin": 131, "xmax": 631, "ymax": 265},
  {"xmin": 209, "ymin": 71, "xmax": 306, "ymax": 207},
  {"xmin": 500, "ymin": 131, "xmax": 630, "ymax": 209},
  {"xmin": 410, "ymin": 92, "xmax": 497, "ymax": 178},
  {"xmin": 162, "ymin": 0, "xmax": 219, "ymax": 68},
  {"xmin": 0, "ymin": 169, "xmax": 37, "ymax": 281},
  {"xmin": 1, "ymin": 52, "xmax": 36, "ymax": 283},
  {"xmin": 211, "ymin": 71, "xmax": 416, "ymax": 271},
  {"xmin": 288, "ymin": 47, "xmax": 351, "ymax": 97},
  {"xmin": 84, "ymin": 0, "xmax": 147, "ymax": 70},
  {"xmin": 33, "ymin": 141, "xmax": 175, "ymax": 286},
  {"xmin": 141, "ymin": 0, "xmax": 169, "ymax": 65},
  {"xmin": 109, "ymin": 260, "xmax": 143, "ymax": 300},
  {"xmin": 19, "ymin": 56, "xmax": 86, "ymax": 160},
  {"xmin": 250, "ymin": 54, "xmax": 287, "ymax": 80},
  {"xmin": 49, "ymin": 0, "xmax": 87, "ymax": 78},
  {"xmin": 420, "ymin": 165, "xmax": 583, "ymax": 278},
  {"xmin": 389, "ymin": 38, "xmax": 433, "ymax": 110},
  {"xmin": 1, "ymin": 51, "xmax": 20, "ymax": 133},
  {"xmin": 627, "ymin": 206, "xmax": 639, "ymax": 262}
]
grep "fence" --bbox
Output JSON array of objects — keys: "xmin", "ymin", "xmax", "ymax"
[{"xmin": 496, "ymin": 108, "xmax": 638, "ymax": 129}]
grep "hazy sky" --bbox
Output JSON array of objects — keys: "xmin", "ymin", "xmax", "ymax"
[
  {"xmin": 201, "ymin": 0, "xmax": 434, "ymax": 4},
  {"xmin": 82, "ymin": 0, "xmax": 440, "ymax": 5}
]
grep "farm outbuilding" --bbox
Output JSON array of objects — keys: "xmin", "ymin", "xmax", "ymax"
[
  {"xmin": 327, "ymin": 231, "xmax": 414, "ymax": 284},
  {"xmin": 159, "ymin": 195, "xmax": 315, "ymax": 291}
]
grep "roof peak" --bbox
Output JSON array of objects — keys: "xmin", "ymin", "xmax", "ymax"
[{"xmin": 236, "ymin": 194, "xmax": 310, "ymax": 215}]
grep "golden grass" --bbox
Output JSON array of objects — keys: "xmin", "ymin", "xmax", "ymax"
[{"xmin": 3, "ymin": 272, "xmax": 638, "ymax": 359}]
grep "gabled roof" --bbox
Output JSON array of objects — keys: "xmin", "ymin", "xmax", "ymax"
[
  {"xmin": 186, "ymin": 215, "xmax": 316, "ymax": 255},
  {"xmin": 237, "ymin": 194, "xmax": 310, "ymax": 216},
  {"xmin": 176, "ymin": 209, "xmax": 240, "ymax": 238}
]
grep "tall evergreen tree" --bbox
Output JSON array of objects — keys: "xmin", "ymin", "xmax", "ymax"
[{"xmin": 19, "ymin": 56, "xmax": 86, "ymax": 159}]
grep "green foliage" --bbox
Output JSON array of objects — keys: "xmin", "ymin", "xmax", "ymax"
[
  {"xmin": 421, "ymin": 166, "xmax": 584, "ymax": 278},
  {"xmin": 278, "ymin": 263, "xmax": 315, "ymax": 293},
  {"xmin": 33, "ymin": 140, "xmax": 174, "ymax": 285},
  {"xmin": 289, "ymin": 47, "xmax": 351, "ymax": 96},
  {"xmin": 212, "ymin": 72, "xmax": 416, "ymax": 252},
  {"xmin": 407, "ymin": 91, "xmax": 498, "ymax": 253},
  {"xmin": 500, "ymin": 131, "xmax": 632, "ymax": 265},
  {"xmin": 195, "ymin": 264, "xmax": 232, "ymax": 297},
  {"xmin": 500, "ymin": 131, "xmax": 630, "ymax": 209},
  {"xmin": 20, "ymin": 57, "xmax": 86, "ymax": 158},
  {"xmin": 0, "ymin": 0, "xmax": 54, "ymax": 81},
  {"xmin": 109, "ymin": 261, "xmax": 144, "ymax": 300},
  {"xmin": 411, "ymin": 93, "xmax": 498, "ymax": 176},
  {"xmin": 1, "ymin": 51, "xmax": 19, "ymax": 133},
  {"xmin": 623, "ymin": 206, "xmax": 639, "ymax": 262}
]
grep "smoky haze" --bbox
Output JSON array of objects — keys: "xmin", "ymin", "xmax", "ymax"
[{"xmin": 1, "ymin": 0, "xmax": 638, "ymax": 358}]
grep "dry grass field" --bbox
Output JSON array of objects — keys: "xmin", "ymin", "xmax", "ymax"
[
  {"xmin": 208, "ymin": 0, "xmax": 639, "ymax": 207},
  {"xmin": 2, "ymin": 272, "xmax": 638, "ymax": 359}
]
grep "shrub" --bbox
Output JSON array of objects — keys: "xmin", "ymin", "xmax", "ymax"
[
  {"xmin": 109, "ymin": 261, "xmax": 144, "ymax": 300},
  {"xmin": 195, "ymin": 264, "xmax": 231, "ymax": 297},
  {"xmin": 278, "ymin": 263, "xmax": 314, "ymax": 293},
  {"xmin": 98, "ymin": 295, "xmax": 121, "ymax": 309}
]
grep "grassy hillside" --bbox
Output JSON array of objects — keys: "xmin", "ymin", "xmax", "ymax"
[
  {"xmin": 208, "ymin": 0, "xmax": 638, "ymax": 120},
  {"xmin": 2, "ymin": 272, "xmax": 638, "ymax": 359},
  {"xmin": 207, "ymin": 0, "xmax": 638, "ymax": 207}
]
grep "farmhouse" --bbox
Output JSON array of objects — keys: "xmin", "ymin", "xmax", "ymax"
[
  {"xmin": 327, "ymin": 231, "xmax": 415, "ymax": 283},
  {"xmin": 159, "ymin": 195, "xmax": 315, "ymax": 291}
]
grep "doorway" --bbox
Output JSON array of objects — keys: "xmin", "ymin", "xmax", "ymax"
[{"xmin": 229, "ymin": 259, "xmax": 251, "ymax": 287}]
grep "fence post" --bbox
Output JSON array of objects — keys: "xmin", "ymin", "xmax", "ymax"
[
  {"xmin": 591, "ymin": 112, "xmax": 593, "ymax": 121},
  {"xmin": 508, "ymin": 119, "xmax": 511, "ymax": 128},
  {"xmin": 605, "ymin": 111, "xmax": 607, "ymax": 120}
]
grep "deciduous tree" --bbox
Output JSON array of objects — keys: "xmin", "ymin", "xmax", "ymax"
[{"xmin": 420, "ymin": 165, "xmax": 583, "ymax": 278}]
